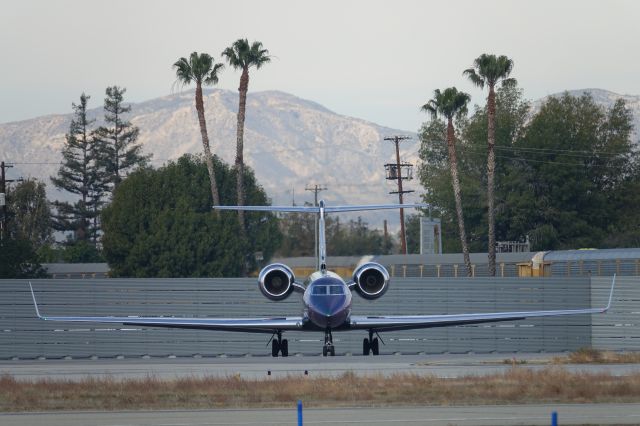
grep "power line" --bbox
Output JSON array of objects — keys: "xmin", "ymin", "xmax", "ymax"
[
  {"xmin": 1, "ymin": 161, "xmax": 24, "ymax": 240},
  {"xmin": 493, "ymin": 145, "xmax": 632, "ymax": 156},
  {"xmin": 465, "ymin": 150, "xmax": 634, "ymax": 168}
]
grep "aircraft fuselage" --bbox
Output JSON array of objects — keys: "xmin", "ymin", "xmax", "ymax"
[{"xmin": 302, "ymin": 271, "xmax": 352, "ymax": 330}]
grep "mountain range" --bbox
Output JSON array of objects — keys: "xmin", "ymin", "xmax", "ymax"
[
  {"xmin": 1, "ymin": 88, "xmax": 638, "ymax": 230},
  {"xmin": 1, "ymin": 89, "xmax": 420, "ymax": 229}
]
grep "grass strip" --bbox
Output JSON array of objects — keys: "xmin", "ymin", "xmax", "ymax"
[{"xmin": 2, "ymin": 367, "xmax": 640, "ymax": 412}]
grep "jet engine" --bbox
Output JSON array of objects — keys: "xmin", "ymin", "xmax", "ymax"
[
  {"xmin": 258, "ymin": 263, "xmax": 296, "ymax": 301},
  {"xmin": 352, "ymin": 262, "xmax": 390, "ymax": 300}
]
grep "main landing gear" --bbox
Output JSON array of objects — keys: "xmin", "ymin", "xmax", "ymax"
[
  {"xmin": 322, "ymin": 328, "xmax": 335, "ymax": 356},
  {"xmin": 271, "ymin": 331, "xmax": 288, "ymax": 357},
  {"xmin": 363, "ymin": 329, "xmax": 380, "ymax": 356}
]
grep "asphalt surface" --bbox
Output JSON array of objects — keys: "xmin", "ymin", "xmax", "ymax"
[
  {"xmin": 2, "ymin": 404, "xmax": 640, "ymax": 426},
  {"xmin": 2, "ymin": 353, "xmax": 640, "ymax": 380}
]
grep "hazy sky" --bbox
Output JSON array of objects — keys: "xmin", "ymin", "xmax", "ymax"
[{"xmin": 1, "ymin": 0, "xmax": 639, "ymax": 131}]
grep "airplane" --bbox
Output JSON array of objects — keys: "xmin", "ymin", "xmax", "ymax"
[{"xmin": 29, "ymin": 201, "xmax": 616, "ymax": 357}]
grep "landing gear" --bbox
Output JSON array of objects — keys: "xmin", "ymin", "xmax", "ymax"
[
  {"xmin": 270, "ymin": 331, "xmax": 288, "ymax": 357},
  {"xmin": 363, "ymin": 330, "xmax": 380, "ymax": 356},
  {"xmin": 322, "ymin": 328, "xmax": 335, "ymax": 356}
]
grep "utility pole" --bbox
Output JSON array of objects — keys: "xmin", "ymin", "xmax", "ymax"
[
  {"xmin": 305, "ymin": 184, "xmax": 327, "ymax": 259},
  {"xmin": 1, "ymin": 161, "xmax": 23, "ymax": 241},
  {"xmin": 384, "ymin": 136, "xmax": 414, "ymax": 255}
]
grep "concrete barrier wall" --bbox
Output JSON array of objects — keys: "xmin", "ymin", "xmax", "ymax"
[
  {"xmin": 591, "ymin": 276, "xmax": 640, "ymax": 351},
  {"xmin": 0, "ymin": 276, "xmax": 628, "ymax": 359}
]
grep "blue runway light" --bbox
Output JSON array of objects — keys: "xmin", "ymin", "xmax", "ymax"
[{"xmin": 297, "ymin": 400, "xmax": 303, "ymax": 426}]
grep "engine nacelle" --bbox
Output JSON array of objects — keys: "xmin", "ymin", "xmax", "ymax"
[
  {"xmin": 352, "ymin": 262, "xmax": 390, "ymax": 300},
  {"xmin": 258, "ymin": 263, "xmax": 295, "ymax": 301}
]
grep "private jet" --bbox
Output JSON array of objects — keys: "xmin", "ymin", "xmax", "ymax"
[{"xmin": 30, "ymin": 201, "xmax": 616, "ymax": 357}]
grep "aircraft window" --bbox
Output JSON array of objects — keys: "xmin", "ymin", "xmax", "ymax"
[
  {"xmin": 312, "ymin": 286, "xmax": 328, "ymax": 295},
  {"xmin": 329, "ymin": 285, "xmax": 344, "ymax": 295}
]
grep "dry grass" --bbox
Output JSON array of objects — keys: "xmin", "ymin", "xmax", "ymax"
[
  {"xmin": 2, "ymin": 367, "xmax": 640, "ymax": 412},
  {"xmin": 552, "ymin": 348, "xmax": 640, "ymax": 364}
]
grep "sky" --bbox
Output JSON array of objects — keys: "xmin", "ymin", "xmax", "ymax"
[{"xmin": 1, "ymin": 0, "xmax": 639, "ymax": 132}]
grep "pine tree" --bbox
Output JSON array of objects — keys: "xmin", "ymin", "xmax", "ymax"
[
  {"xmin": 94, "ymin": 86, "xmax": 150, "ymax": 191},
  {"xmin": 51, "ymin": 93, "xmax": 105, "ymax": 243}
]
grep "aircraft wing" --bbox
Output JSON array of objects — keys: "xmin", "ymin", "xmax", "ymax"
[
  {"xmin": 29, "ymin": 283, "xmax": 302, "ymax": 334},
  {"xmin": 349, "ymin": 276, "xmax": 616, "ymax": 332}
]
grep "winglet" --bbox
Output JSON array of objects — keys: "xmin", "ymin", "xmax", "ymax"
[
  {"xmin": 603, "ymin": 274, "xmax": 616, "ymax": 313},
  {"xmin": 28, "ymin": 282, "xmax": 44, "ymax": 319}
]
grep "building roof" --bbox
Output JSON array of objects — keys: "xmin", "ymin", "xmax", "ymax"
[{"xmin": 543, "ymin": 248, "xmax": 640, "ymax": 262}]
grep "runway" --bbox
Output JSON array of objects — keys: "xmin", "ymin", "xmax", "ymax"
[
  {"xmin": 2, "ymin": 353, "xmax": 640, "ymax": 381},
  {"xmin": 2, "ymin": 404, "xmax": 640, "ymax": 426}
]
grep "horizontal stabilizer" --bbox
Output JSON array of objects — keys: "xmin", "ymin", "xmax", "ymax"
[{"xmin": 213, "ymin": 202, "xmax": 429, "ymax": 213}]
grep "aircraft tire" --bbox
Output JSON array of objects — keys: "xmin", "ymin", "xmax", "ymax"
[
  {"xmin": 371, "ymin": 338, "xmax": 379, "ymax": 355},
  {"xmin": 272, "ymin": 340, "xmax": 280, "ymax": 357},
  {"xmin": 322, "ymin": 346, "xmax": 328, "ymax": 357},
  {"xmin": 363, "ymin": 338, "xmax": 370, "ymax": 355},
  {"xmin": 281, "ymin": 339, "xmax": 289, "ymax": 357},
  {"xmin": 330, "ymin": 346, "xmax": 335, "ymax": 356}
]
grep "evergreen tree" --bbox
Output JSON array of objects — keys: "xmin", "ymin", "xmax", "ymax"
[
  {"xmin": 0, "ymin": 238, "xmax": 48, "ymax": 278},
  {"xmin": 94, "ymin": 86, "xmax": 150, "ymax": 191},
  {"xmin": 419, "ymin": 87, "xmax": 640, "ymax": 252},
  {"xmin": 6, "ymin": 179, "xmax": 53, "ymax": 250},
  {"xmin": 505, "ymin": 94, "xmax": 638, "ymax": 250},
  {"xmin": 101, "ymin": 154, "xmax": 280, "ymax": 277},
  {"xmin": 2, "ymin": 179, "xmax": 50, "ymax": 278},
  {"xmin": 51, "ymin": 93, "xmax": 106, "ymax": 243}
]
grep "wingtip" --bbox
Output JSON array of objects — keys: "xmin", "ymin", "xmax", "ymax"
[
  {"xmin": 604, "ymin": 274, "xmax": 616, "ymax": 312},
  {"xmin": 28, "ymin": 282, "xmax": 43, "ymax": 319}
]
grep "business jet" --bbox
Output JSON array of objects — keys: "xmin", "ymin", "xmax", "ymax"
[{"xmin": 30, "ymin": 201, "xmax": 615, "ymax": 357}]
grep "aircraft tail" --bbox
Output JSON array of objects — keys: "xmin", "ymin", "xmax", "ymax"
[{"xmin": 214, "ymin": 201, "xmax": 428, "ymax": 272}]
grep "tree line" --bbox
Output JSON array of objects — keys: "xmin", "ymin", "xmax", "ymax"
[
  {"xmin": 418, "ymin": 53, "xmax": 640, "ymax": 276},
  {"xmin": 419, "ymin": 84, "xmax": 640, "ymax": 267}
]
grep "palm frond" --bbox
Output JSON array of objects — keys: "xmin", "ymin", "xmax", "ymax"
[
  {"xmin": 223, "ymin": 39, "xmax": 271, "ymax": 71},
  {"xmin": 204, "ymin": 62, "xmax": 224, "ymax": 85},
  {"xmin": 173, "ymin": 57, "xmax": 194, "ymax": 86},
  {"xmin": 466, "ymin": 53, "xmax": 515, "ymax": 89},
  {"xmin": 420, "ymin": 100, "xmax": 439, "ymax": 120},
  {"xmin": 173, "ymin": 52, "xmax": 223, "ymax": 89},
  {"xmin": 422, "ymin": 87, "xmax": 470, "ymax": 121},
  {"xmin": 222, "ymin": 38, "xmax": 251, "ymax": 69},
  {"xmin": 463, "ymin": 68, "xmax": 485, "ymax": 88}
]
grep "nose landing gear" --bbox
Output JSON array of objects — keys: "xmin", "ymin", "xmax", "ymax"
[
  {"xmin": 363, "ymin": 329, "xmax": 380, "ymax": 355},
  {"xmin": 270, "ymin": 330, "xmax": 289, "ymax": 357},
  {"xmin": 322, "ymin": 328, "xmax": 335, "ymax": 356}
]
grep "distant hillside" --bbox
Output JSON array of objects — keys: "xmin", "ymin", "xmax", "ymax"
[
  {"xmin": 0, "ymin": 89, "xmax": 421, "ymax": 228},
  {"xmin": 3, "ymin": 87, "xmax": 638, "ymax": 232}
]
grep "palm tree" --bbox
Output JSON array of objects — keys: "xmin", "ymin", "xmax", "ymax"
[
  {"xmin": 173, "ymin": 52, "xmax": 224, "ymax": 212},
  {"xmin": 222, "ymin": 39, "xmax": 271, "ymax": 229},
  {"xmin": 463, "ymin": 54, "xmax": 516, "ymax": 276},
  {"xmin": 422, "ymin": 88, "xmax": 473, "ymax": 277}
]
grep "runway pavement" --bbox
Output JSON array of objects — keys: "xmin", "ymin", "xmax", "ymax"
[
  {"xmin": 2, "ymin": 353, "xmax": 640, "ymax": 381},
  {"xmin": 2, "ymin": 404, "xmax": 640, "ymax": 426}
]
